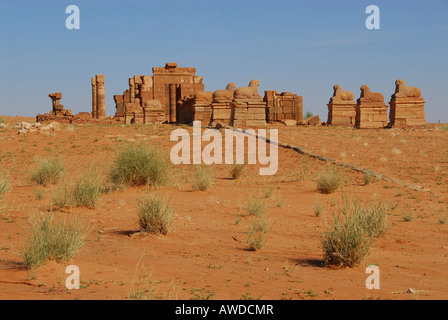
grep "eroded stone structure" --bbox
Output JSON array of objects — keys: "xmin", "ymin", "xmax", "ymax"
[
  {"xmin": 114, "ymin": 63, "xmax": 303, "ymax": 126},
  {"xmin": 327, "ymin": 85, "xmax": 356, "ymax": 126},
  {"xmin": 91, "ymin": 75, "xmax": 106, "ymax": 119},
  {"xmin": 48, "ymin": 92, "xmax": 71, "ymax": 116},
  {"xmin": 265, "ymin": 91, "xmax": 303, "ymax": 123},
  {"xmin": 114, "ymin": 63, "xmax": 204, "ymax": 124},
  {"xmin": 388, "ymin": 79, "xmax": 426, "ymax": 127},
  {"xmin": 355, "ymin": 85, "xmax": 388, "ymax": 129}
]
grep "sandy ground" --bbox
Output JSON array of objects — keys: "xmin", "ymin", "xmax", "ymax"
[{"xmin": 0, "ymin": 116, "xmax": 447, "ymax": 300}]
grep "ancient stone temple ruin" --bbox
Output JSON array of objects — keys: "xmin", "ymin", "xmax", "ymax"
[
  {"xmin": 113, "ymin": 63, "xmax": 304, "ymax": 126},
  {"xmin": 265, "ymin": 91, "xmax": 303, "ymax": 124},
  {"xmin": 327, "ymin": 85, "xmax": 356, "ymax": 126},
  {"xmin": 355, "ymin": 85, "xmax": 388, "ymax": 129},
  {"xmin": 388, "ymin": 79, "xmax": 426, "ymax": 127},
  {"xmin": 91, "ymin": 75, "xmax": 106, "ymax": 119},
  {"xmin": 48, "ymin": 92, "xmax": 71, "ymax": 116},
  {"xmin": 113, "ymin": 63, "xmax": 204, "ymax": 124}
]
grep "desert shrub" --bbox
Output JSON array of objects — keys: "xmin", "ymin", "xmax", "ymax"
[
  {"xmin": 247, "ymin": 217, "xmax": 269, "ymax": 251},
  {"xmin": 71, "ymin": 172, "xmax": 103, "ymax": 208},
  {"xmin": 192, "ymin": 165, "xmax": 215, "ymax": 191},
  {"xmin": 364, "ymin": 171, "xmax": 375, "ymax": 185},
  {"xmin": 305, "ymin": 111, "xmax": 314, "ymax": 119},
  {"xmin": 313, "ymin": 198, "xmax": 324, "ymax": 217},
  {"xmin": 321, "ymin": 197, "xmax": 389, "ymax": 267},
  {"xmin": 53, "ymin": 172, "xmax": 103, "ymax": 209},
  {"xmin": 34, "ymin": 187, "xmax": 45, "ymax": 200},
  {"xmin": 109, "ymin": 144, "xmax": 169, "ymax": 188},
  {"xmin": 138, "ymin": 193, "xmax": 173, "ymax": 235},
  {"xmin": 30, "ymin": 157, "xmax": 64, "ymax": 186},
  {"xmin": 128, "ymin": 264, "xmax": 177, "ymax": 300},
  {"xmin": 316, "ymin": 168, "xmax": 344, "ymax": 194},
  {"xmin": 0, "ymin": 115, "xmax": 5, "ymax": 123},
  {"xmin": 264, "ymin": 186, "xmax": 275, "ymax": 199},
  {"xmin": 21, "ymin": 213, "xmax": 86, "ymax": 270},
  {"xmin": 391, "ymin": 148, "xmax": 402, "ymax": 156},
  {"xmin": 0, "ymin": 172, "xmax": 9, "ymax": 200},
  {"xmin": 403, "ymin": 213, "xmax": 414, "ymax": 222},
  {"xmin": 52, "ymin": 184, "xmax": 71, "ymax": 208},
  {"xmin": 246, "ymin": 196, "xmax": 268, "ymax": 217},
  {"xmin": 230, "ymin": 163, "xmax": 246, "ymax": 180}
]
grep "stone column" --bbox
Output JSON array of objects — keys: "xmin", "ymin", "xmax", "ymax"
[
  {"xmin": 91, "ymin": 77, "xmax": 97, "ymax": 118},
  {"xmin": 129, "ymin": 78, "xmax": 135, "ymax": 103},
  {"xmin": 96, "ymin": 75, "xmax": 106, "ymax": 119},
  {"xmin": 169, "ymin": 84, "xmax": 176, "ymax": 123}
]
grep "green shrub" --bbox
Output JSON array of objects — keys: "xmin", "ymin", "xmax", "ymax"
[
  {"xmin": 30, "ymin": 157, "xmax": 64, "ymax": 186},
  {"xmin": 247, "ymin": 217, "xmax": 269, "ymax": 251},
  {"xmin": 34, "ymin": 187, "xmax": 45, "ymax": 200},
  {"xmin": 316, "ymin": 168, "xmax": 344, "ymax": 194},
  {"xmin": 264, "ymin": 186, "xmax": 275, "ymax": 199},
  {"xmin": 21, "ymin": 213, "xmax": 86, "ymax": 270},
  {"xmin": 138, "ymin": 193, "xmax": 173, "ymax": 235},
  {"xmin": 230, "ymin": 163, "xmax": 246, "ymax": 180},
  {"xmin": 321, "ymin": 197, "xmax": 389, "ymax": 267},
  {"xmin": 192, "ymin": 165, "xmax": 215, "ymax": 191},
  {"xmin": 313, "ymin": 198, "xmax": 324, "ymax": 217},
  {"xmin": 0, "ymin": 172, "xmax": 9, "ymax": 200},
  {"xmin": 53, "ymin": 172, "xmax": 103, "ymax": 209},
  {"xmin": 364, "ymin": 171, "xmax": 375, "ymax": 185},
  {"xmin": 109, "ymin": 144, "xmax": 169, "ymax": 188},
  {"xmin": 246, "ymin": 196, "xmax": 268, "ymax": 217},
  {"xmin": 305, "ymin": 111, "xmax": 314, "ymax": 119},
  {"xmin": 71, "ymin": 172, "xmax": 103, "ymax": 208}
]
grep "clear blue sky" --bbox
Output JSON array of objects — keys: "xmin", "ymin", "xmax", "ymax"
[{"xmin": 0, "ymin": 0, "xmax": 447, "ymax": 122}]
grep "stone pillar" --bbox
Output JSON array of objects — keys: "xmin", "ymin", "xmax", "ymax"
[
  {"xmin": 49, "ymin": 92, "xmax": 63, "ymax": 115},
  {"xmin": 114, "ymin": 95, "xmax": 124, "ymax": 118},
  {"xmin": 96, "ymin": 75, "xmax": 106, "ymax": 119},
  {"xmin": 129, "ymin": 78, "xmax": 135, "ymax": 103},
  {"xmin": 169, "ymin": 84, "xmax": 176, "ymax": 123},
  {"xmin": 91, "ymin": 77, "xmax": 97, "ymax": 118}
]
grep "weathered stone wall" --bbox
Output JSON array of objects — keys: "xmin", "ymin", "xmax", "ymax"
[{"xmin": 265, "ymin": 91, "xmax": 303, "ymax": 123}]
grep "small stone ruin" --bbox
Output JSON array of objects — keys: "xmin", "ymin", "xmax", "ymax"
[{"xmin": 48, "ymin": 92, "xmax": 71, "ymax": 116}]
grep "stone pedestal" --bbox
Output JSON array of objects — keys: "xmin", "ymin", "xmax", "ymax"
[
  {"xmin": 388, "ymin": 97, "xmax": 426, "ymax": 127},
  {"xmin": 133, "ymin": 112, "xmax": 144, "ymax": 124},
  {"xmin": 211, "ymin": 102, "xmax": 233, "ymax": 126},
  {"xmin": 232, "ymin": 100, "xmax": 267, "ymax": 127},
  {"xmin": 327, "ymin": 100, "xmax": 357, "ymax": 126},
  {"xmin": 193, "ymin": 103, "xmax": 212, "ymax": 124},
  {"xmin": 144, "ymin": 100, "xmax": 165, "ymax": 124},
  {"xmin": 355, "ymin": 102, "xmax": 388, "ymax": 129}
]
